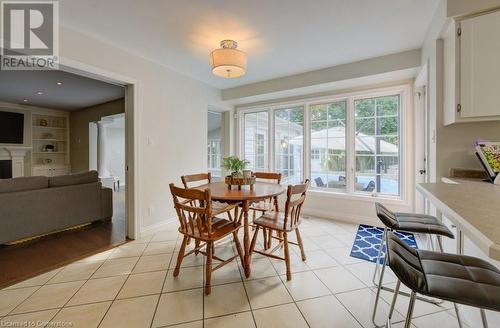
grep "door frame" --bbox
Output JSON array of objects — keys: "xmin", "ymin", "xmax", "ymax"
[
  {"xmin": 58, "ymin": 57, "xmax": 140, "ymax": 239},
  {"xmin": 414, "ymin": 61, "xmax": 430, "ymax": 213}
]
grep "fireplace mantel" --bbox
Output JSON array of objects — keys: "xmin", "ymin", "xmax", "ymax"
[{"xmin": 0, "ymin": 146, "xmax": 31, "ymax": 178}]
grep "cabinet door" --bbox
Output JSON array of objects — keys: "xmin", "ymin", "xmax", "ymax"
[
  {"xmin": 52, "ymin": 168, "xmax": 68, "ymax": 176},
  {"xmin": 460, "ymin": 10, "xmax": 500, "ymax": 118},
  {"xmin": 32, "ymin": 167, "xmax": 50, "ymax": 176}
]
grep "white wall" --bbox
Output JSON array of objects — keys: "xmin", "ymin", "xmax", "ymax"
[{"xmin": 59, "ymin": 26, "xmax": 229, "ymax": 233}]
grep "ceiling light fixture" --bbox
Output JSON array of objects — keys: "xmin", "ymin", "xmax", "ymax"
[
  {"xmin": 37, "ymin": 91, "xmax": 43, "ymax": 95},
  {"xmin": 56, "ymin": 82, "xmax": 63, "ymax": 85},
  {"xmin": 23, "ymin": 99, "xmax": 28, "ymax": 102},
  {"xmin": 210, "ymin": 40, "xmax": 247, "ymax": 78}
]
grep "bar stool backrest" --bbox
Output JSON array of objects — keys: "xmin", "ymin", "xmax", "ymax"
[
  {"xmin": 375, "ymin": 202, "xmax": 398, "ymax": 230},
  {"xmin": 386, "ymin": 231, "xmax": 427, "ymax": 293}
]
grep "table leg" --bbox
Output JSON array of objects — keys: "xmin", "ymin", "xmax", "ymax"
[{"xmin": 242, "ymin": 200, "xmax": 251, "ymax": 277}]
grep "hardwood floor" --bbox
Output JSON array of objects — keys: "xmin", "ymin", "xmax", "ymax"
[{"xmin": 0, "ymin": 189, "xmax": 127, "ymax": 289}]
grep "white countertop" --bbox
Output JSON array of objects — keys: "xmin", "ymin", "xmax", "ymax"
[{"xmin": 417, "ymin": 178, "xmax": 500, "ymax": 260}]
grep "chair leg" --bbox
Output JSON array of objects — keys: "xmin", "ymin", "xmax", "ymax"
[
  {"xmin": 372, "ymin": 227, "xmax": 387, "ymax": 285},
  {"xmin": 262, "ymin": 228, "xmax": 268, "ymax": 250},
  {"xmin": 372, "ymin": 250, "xmax": 388, "ymax": 326},
  {"xmin": 480, "ymin": 309, "xmax": 489, "ymax": 328},
  {"xmin": 387, "ymin": 280, "xmax": 401, "ymax": 325},
  {"xmin": 205, "ymin": 241, "xmax": 213, "ymax": 295},
  {"xmin": 295, "ymin": 228, "xmax": 306, "ymax": 261},
  {"xmin": 233, "ymin": 231, "xmax": 245, "ymax": 263},
  {"xmin": 283, "ymin": 232, "xmax": 292, "ymax": 281},
  {"xmin": 267, "ymin": 229, "xmax": 272, "ymax": 249},
  {"xmin": 173, "ymin": 235, "xmax": 188, "ymax": 276},
  {"xmin": 249, "ymin": 226, "xmax": 260, "ymax": 256},
  {"xmin": 404, "ymin": 291, "xmax": 417, "ymax": 328},
  {"xmin": 194, "ymin": 240, "xmax": 201, "ymax": 255},
  {"xmin": 454, "ymin": 304, "xmax": 464, "ymax": 328}
]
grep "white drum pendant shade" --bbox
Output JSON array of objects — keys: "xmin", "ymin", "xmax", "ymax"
[{"xmin": 210, "ymin": 40, "xmax": 247, "ymax": 78}]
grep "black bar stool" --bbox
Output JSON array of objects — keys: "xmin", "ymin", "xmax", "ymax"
[
  {"xmin": 372, "ymin": 203, "xmax": 455, "ymax": 326},
  {"xmin": 385, "ymin": 231, "xmax": 500, "ymax": 328}
]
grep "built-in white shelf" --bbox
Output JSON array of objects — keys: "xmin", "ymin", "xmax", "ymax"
[
  {"xmin": 32, "ymin": 152, "xmax": 66, "ymax": 154},
  {"xmin": 31, "ymin": 111, "xmax": 70, "ymax": 175},
  {"xmin": 32, "ymin": 125, "xmax": 67, "ymax": 130}
]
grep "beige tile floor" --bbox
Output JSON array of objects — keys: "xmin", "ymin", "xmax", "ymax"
[{"xmin": 0, "ymin": 217, "xmax": 466, "ymax": 328}]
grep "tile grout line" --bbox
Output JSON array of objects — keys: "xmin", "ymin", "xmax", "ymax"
[
  {"xmin": 2, "ymin": 221, "xmax": 459, "ymax": 327},
  {"xmin": 94, "ymin": 231, "xmax": 170, "ymax": 328},
  {"xmin": 148, "ymin": 234, "xmax": 180, "ymax": 328},
  {"xmin": 13, "ymin": 252, "xmax": 112, "ymax": 327},
  {"xmin": 233, "ymin": 238, "xmax": 258, "ymax": 328},
  {"xmin": 4, "ymin": 252, "xmax": 114, "ymax": 318}
]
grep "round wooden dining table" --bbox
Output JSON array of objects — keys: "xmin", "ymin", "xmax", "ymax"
[{"xmin": 194, "ymin": 181, "xmax": 286, "ymax": 277}]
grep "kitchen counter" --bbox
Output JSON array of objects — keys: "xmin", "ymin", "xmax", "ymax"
[{"xmin": 417, "ymin": 178, "xmax": 500, "ymax": 260}]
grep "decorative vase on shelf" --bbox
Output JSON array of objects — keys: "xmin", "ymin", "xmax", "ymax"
[{"xmin": 39, "ymin": 119, "xmax": 48, "ymax": 127}]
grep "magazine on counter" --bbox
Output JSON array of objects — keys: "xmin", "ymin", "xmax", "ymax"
[{"xmin": 475, "ymin": 141, "xmax": 500, "ymax": 182}]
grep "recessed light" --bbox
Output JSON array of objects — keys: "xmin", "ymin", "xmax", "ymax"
[
  {"xmin": 37, "ymin": 91, "xmax": 43, "ymax": 95},
  {"xmin": 56, "ymin": 82, "xmax": 63, "ymax": 85},
  {"xmin": 23, "ymin": 99, "xmax": 28, "ymax": 102}
]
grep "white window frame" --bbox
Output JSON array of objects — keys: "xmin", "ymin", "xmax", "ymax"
[{"xmin": 236, "ymin": 84, "xmax": 412, "ymax": 204}]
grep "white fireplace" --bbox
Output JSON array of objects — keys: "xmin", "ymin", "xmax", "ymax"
[{"xmin": 0, "ymin": 146, "xmax": 31, "ymax": 178}]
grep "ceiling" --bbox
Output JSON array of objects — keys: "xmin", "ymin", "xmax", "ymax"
[
  {"xmin": 59, "ymin": 0, "xmax": 439, "ymax": 89},
  {"xmin": 0, "ymin": 70, "xmax": 124, "ymax": 110}
]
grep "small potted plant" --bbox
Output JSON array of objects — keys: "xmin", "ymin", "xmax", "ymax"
[{"xmin": 221, "ymin": 156, "xmax": 249, "ymax": 178}]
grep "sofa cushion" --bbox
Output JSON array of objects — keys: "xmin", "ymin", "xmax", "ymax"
[
  {"xmin": 0, "ymin": 176, "xmax": 49, "ymax": 193},
  {"xmin": 49, "ymin": 171, "xmax": 98, "ymax": 187}
]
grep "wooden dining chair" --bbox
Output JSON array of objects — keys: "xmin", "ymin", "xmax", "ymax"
[
  {"xmin": 249, "ymin": 172, "xmax": 282, "ymax": 249},
  {"xmin": 249, "ymin": 179, "xmax": 310, "ymax": 280},
  {"xmin": 181, "ymin": 172, "xmax": 211, "ymax": 188},
  {"xmin": 170, "ymin": 183, "xmax": 244, "ymax": 295}
]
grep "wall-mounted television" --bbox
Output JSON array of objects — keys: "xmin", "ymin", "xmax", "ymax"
[{"xmin": 0, "ymin": 111, "xmax": 24, "ymax": 144}]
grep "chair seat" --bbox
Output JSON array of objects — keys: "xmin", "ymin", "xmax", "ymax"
[
  {"xmin": 212, "ymin": 201, "xmax": 238, "ymax": 216},
  {"xmin": 249, "ymin": 200, "xmax": 272, "ymax": 212},
  {"xmin": 387, "ymin": 232, "xmax": 500, "ymax": 312},
  {"xmin": 180, "ymin": 217, "xmax": 240, "ymax": 241},
  {"xmin": 253, "ymin": 211, "xmax": 295, "ymax": 232},
  {"xmin": 394, "ymin": 212, "xmax": 454, "ymax": 238}
]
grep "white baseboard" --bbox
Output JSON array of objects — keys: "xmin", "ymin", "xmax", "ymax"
[
  {"xmin": 301, "ymin": 207, "xmax": 381, "ymax": 228},
  {"xmin": 140, "ymin": 218, "xmax": 176, "ymax": 237}
]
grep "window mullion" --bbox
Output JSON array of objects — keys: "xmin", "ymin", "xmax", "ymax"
[
  {"xmin": 346, "ymin": 97, "xmax": 355, "ymax": 194},
  {"xmin": 304, "ymin": 103, "xmax": 311, "ymax": 183},
  {"xmin": 269, "ymin": 108, "xmax": 274, "ymax": 172}
]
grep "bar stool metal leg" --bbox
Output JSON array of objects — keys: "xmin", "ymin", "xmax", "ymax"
[
  {"xmin": 372, "ymin": 250, "xmax": 387, "ymax": 327},
  {"xmin": 371, "ymin": 229, "xmax": 442, "ymax": 310},
  {"xmin": 453, "ymin": 304, "xmax": 463, "ymax": 328},
  {"xmin": 372, "ymin": 227, "xmax": 388, "ymax": 286},
  {"xmin": 404, "ymin": 291, "xmax": 417, "ymax": 328},
  {"xmin": 386, "ymin": 280, "xmax": 401, "ymax": 328},
  {"xmin": 480, "ymin": 309, "xmax": 489, "ymax": 328}
]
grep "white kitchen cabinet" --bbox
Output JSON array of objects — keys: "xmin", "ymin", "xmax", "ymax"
[{"xmin": 443, "ymin": 10, "xmax": 500, "ymax": 125}]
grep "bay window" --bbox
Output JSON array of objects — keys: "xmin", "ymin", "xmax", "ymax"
[{"xmin": 239, "ymin": 87, "xmax": 405, "ymax": 199}]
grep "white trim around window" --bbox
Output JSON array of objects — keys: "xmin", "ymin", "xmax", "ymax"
[{"xmin": 236, "ymin": 83, "xmax": 414, "ymax": 206}]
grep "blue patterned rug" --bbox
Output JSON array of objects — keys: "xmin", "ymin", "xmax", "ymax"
[{"xmin": 350, "ymin": 224, "xmax": 418, "ymax": 264}]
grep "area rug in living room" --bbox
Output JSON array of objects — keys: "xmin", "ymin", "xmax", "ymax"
[{"xmin": 349, "ymin": 224, "xmax": 418, "ymax": 264}]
